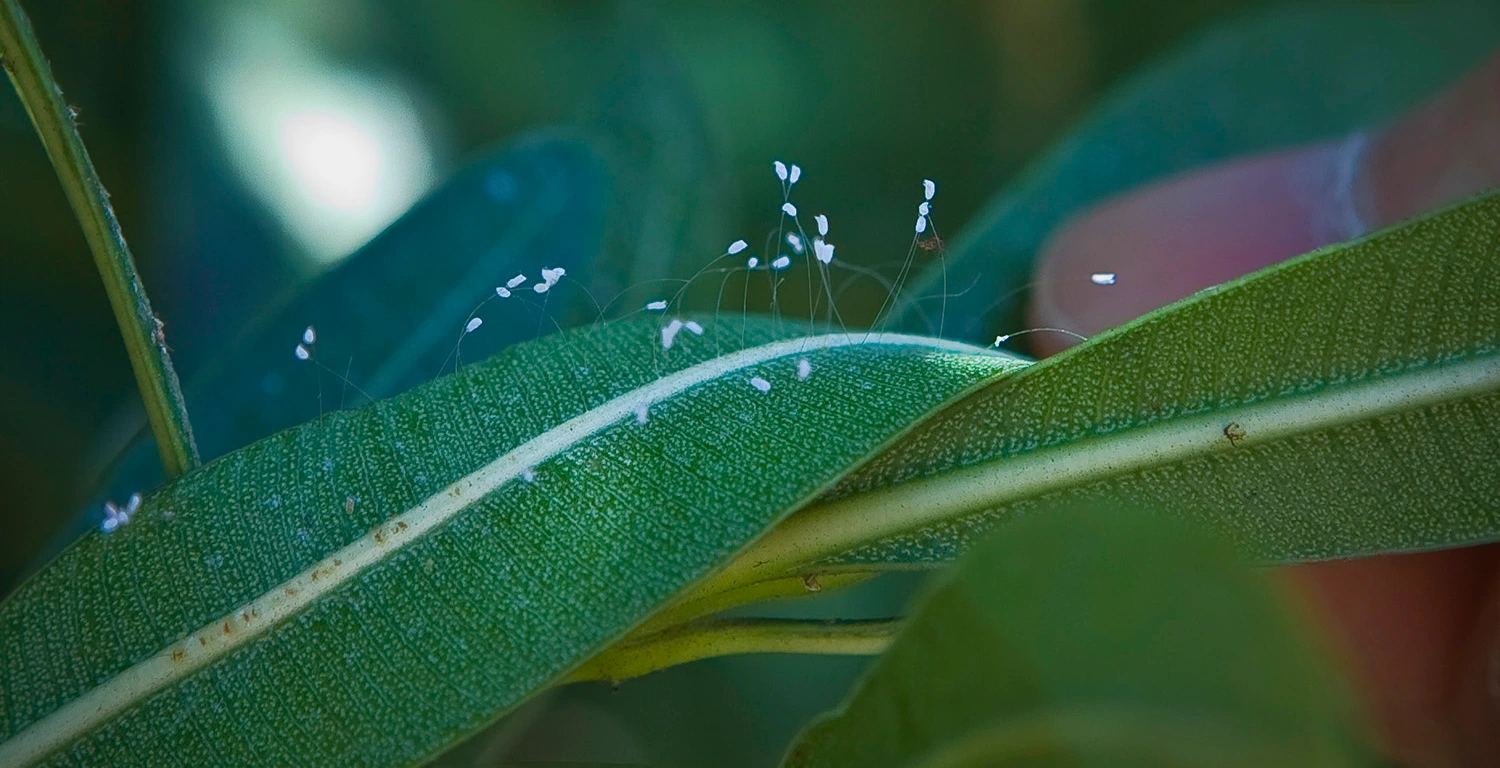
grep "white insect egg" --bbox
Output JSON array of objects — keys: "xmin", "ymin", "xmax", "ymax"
[
  {"xmin": 918, "ymin": 201, "xmax": 930, "ymax": 216},
  {"xmin": 1091, "ymin": 272, "xmax": 1118, "ymax": 285},
  {"xmin": 661, "ymin": 318, "xmax": 684, "ymax": 350},
  {"xmin": 773, "ymin": 160, "xmax": 789, "ymax": 181},
  {"xmin": 125, "ymin": 493, "xmax": 141, "ymax": 516},
  {"xmin": 771, "ymin": 255, "xmax": 791, "ymax": 270},
  {"xmin": 787, "ymin": 232, "xmax": 804, "ymax": 253},
  {"xmin": 789, "ymin": 164, "xmax": 801, "ymax": 184},
  {"xmin": 101, "ymin": 517, "xmax": 119, "ymax": 533},
  {"xmin": 646, "ymin": 300, "xmax": 668, "ymax": 311},
  {"xmin": 781, "ymin": 202, "xmax": 798, "ymax": 217},
  {"xmin": 994, "ymin": 334, "xmax": 1011, "ymax": 346},
  {"xmin": 294, "ymin": 343, "xmax": 311, "ymax": 361},
  {"xmin": 728, "ymin": 239, "xmax": 749, "ymax": 255},
  {"xmin": 684, "ymin": 320, "xmax": 704, "ymax": 335},
  {"xmin": 746, "ymin": 256, "xmax": 759, "ymax": 269},
  {"xmin": 797, "ymin": 358, "xmax": 811, "ymax": 380},
  {"xmin": 749, "ymin": 376, "xmax": 772, "ymax": 393},
  {"xmin": 814, "ymin": 214, "xmax": 828, "ymax": 236},
  {"xmin": 923, "ymin": 179, "xmax": 936, "ymax": 200},
  {"xmin": 915, "ymin": 215, "xmax": 928, "ymax": 234},
  {"xmin": 465, "ymin": 317, "xmax": 483, "ymax": 333},
  {"xmin": 507, "ymin": 274, "xmax": 528, "ymax": 289},
  {"xmin": 495, "ymin": 286, "xmax": 512, "ymax": 298},
  {"xmin": 813, "ymin": 239, "xmax": 834, "ymax": 265},
  {"xmin": 302, "ymin": 326, "xmax": 316, "ymax": 345},
  {"xmin": 534, "ymin": 282, "xmax": 551, "ymax": 294}
]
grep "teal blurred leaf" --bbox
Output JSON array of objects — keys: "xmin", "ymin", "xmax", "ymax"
[
  {"xmin": 38, "ymin": 135, "xmax": 611, "ymax": 573},
  {"xmin": 783, "ymin": 508, "xmax": 1370, "ymax": 767},
  {"xmin": 895, "ymin": 4, "xmax": 1500, "ymax": 341}
]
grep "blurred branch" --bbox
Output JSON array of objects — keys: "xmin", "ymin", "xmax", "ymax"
[
  {"xmin": 568, "ymin": 617, "xmax": 899, "ymax": 685},
  {"xmin": 0, "ymin": 0, "xmax": 199, "ymax": 477}
]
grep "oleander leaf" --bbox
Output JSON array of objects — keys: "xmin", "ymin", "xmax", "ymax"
[
  {"xmin": 0, "ymin": 317, "xmax": 1020, "ymax": 767},
  {"xmin": 783, "ymin": 508, "xmax": 1370, "ymax": 768},
  {"xmin": 685, "ymin": 190, "xmax": 1500, "ymax": 600},
  {"xmin": 894, "ymin": 3, "xmax": 1500, "ymax": 340}
]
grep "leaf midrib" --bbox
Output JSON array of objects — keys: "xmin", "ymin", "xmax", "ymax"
[{"xmin": 713, "ymin": 349, "xmax": 1500, "ymax": 585}]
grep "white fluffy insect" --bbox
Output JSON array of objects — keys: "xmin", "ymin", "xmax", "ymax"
[
  {"xmin": 661, "ymin": 318, "xmax": 685, "ymax": 350},
  {"xmin": 771, "ymin": 255, "xmax": 791, "ymax": 270},
  {"xmin": 294, "ymin": 343, "xmax": 311, "ymax": 361},
  {"xmin": 813, "ymin": 238, "xmax": 834, "ymax": 265},
  {"xmin": 521, "ymin": 468, "xmax": 536, "ymax": 483},
  {"xmin": 797, "ymin": 358, "xmax": 811, "ymax": 380},
  {"xmin": 1091, "ymin": 272, "xmax": 1117, "ymax": 285},
  {"xmin": 633, "ymin": 401, "xmax": 650, "ymax": 425},
  {"xmin": 541, "ymin": 266, "xmax": 566, "ymax": 285},
  {"xmin": 645, "ymin": 300, "xmax": 668, "ymax": 311},
  {"xmin": 302, "ymin": 326, "xmax": 316, "ymax": 345},
  {"xmin": 781, "ymin": 202, "xmax": 798, "ymax": 218},
  {"xmin": 465, "ymin": 317, "xmax": 483, "ymax": 333},
  {"xmin": 749, "ymin": 376, "xmax": 772, "ymax": 394},
  {"xmin": 814, "ymin": 214, "xmax": 828, "ymax": 236},
  {"xmin": 923, "ymin": 179, "xmax": 936, "ymax": 200},
  {"xmin": 728, "ymin": 239, "xmax": 749, "ymax": 255},
  {"xmin": 774, "ymin": 160, "xmax": 789, "ymax": 181},
  {"xmin": 507, "ymin": 274, "xmax": 528, "ymax": 289}
]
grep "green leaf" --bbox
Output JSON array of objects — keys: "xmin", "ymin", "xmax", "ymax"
[
  {"xmin": 688, "ymin": 190, "xmax": 1500, "ymax": 598},
  {"xmin": 783, "ymin": 508, "xmax": 1371, "ymax": 768},
  {"xmin": 894, "ymin": 3, "xmax": 1500, "ymax": 340},
  {"xmin": 0, "ymin": 317, "xmax": 1020, "ymax": 767}
]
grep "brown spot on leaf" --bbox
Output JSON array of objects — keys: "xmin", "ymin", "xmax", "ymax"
[{"xmin": 1224, "ymin": 422, "xmax": 1247, "ymax": 447}]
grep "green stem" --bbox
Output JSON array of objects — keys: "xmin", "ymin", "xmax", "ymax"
[
  {"xmin": 568, "ymin": 617, "xmax": 899, "ymax": 684},
  {"xmin": 0, "ymin": 0, "xmax": 198, "ymax": 477}
]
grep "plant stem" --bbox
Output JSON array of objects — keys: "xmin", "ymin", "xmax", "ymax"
[
  {"xmin": 567, "ymin": 617, "xmax": 899, "ymax": 684},
  {"xmin": 0, "ymin": 0, "xmax": 199, "ymax": 477}
]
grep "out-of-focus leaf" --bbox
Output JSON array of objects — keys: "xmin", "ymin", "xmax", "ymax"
[
  {"xmin": 21, "ymin": 135, "xmax": 612, "ymax": 583},
  {"xmin": 582, "ymin": 2, "xmax": 735, "ymax": 310},
  {"xmin": 894, "ymin": 4, "xmax": 1500, "ymax": 341},
  {"xmin": 783, "ymin": 508, "xmax": 1370, "ymax": 767},
  {"xmin": 0, "ymin": 316, "xmax": 1017, "ymax": 767}
]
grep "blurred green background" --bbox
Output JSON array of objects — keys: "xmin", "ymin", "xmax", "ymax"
[{"xmin": 0, "ymin": 1, "xmax": 1484, "ymax": 764}]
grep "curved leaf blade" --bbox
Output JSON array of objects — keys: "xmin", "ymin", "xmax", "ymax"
[
  {"xmin": 783, "ymin": 509, "xmax": 1370, "ymax": 768},
  {"xmin": 702, "ymin": 190, "xmax": 1500, "ymax": 591},
  {"xmin": 0, "ymin": 318, "xmax": 1019, "ymax": 767}
]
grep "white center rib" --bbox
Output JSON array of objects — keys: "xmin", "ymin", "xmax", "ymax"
[{"xmin": 0, "ymin": 332, "xmax": 1002, "ymax": 766}]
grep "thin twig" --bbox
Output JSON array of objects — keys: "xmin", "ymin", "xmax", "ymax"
[
  {"xmin": 0, "ymin": 0, "xmax": 199, "ymax": 477},
  {"xmin": 568, "ymin": 617, "xmax": 900, "ymax": 684}
]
